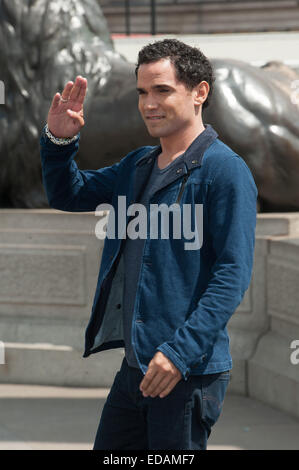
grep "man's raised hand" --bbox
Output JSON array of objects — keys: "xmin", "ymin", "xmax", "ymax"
[{"xmin": 47, "ymin": 76, "xmax": 87, "ymax": 138}]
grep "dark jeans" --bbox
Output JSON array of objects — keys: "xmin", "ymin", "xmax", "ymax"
[{"xmin": 93, "ymin": 357, "xmax": 230, "ymax": 450}]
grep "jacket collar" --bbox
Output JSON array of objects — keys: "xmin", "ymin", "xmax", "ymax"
[{"xmin": 135, "ymin": 124, "xmax": 218, "ymax": 170}]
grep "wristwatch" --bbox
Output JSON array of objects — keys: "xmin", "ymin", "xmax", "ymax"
[{"xmin": 44, "ymin": 123, "xmax": 79, "ymax": 146}]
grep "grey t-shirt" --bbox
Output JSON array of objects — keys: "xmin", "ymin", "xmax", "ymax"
[{"xmin": 122, "ymin": 151, "xmax": 186, "ymax": 368}]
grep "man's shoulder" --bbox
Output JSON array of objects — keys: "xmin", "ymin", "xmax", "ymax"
[
  {"xmin": 202, "ymin": 138, "xmax": 257, "ymax": 193},
  {"xmin": 202, "ymin": 137, "xmax": 250, "ymax": 177},
  {"xmin": 203, "ymin": 138, "xmax": 238, "ymax": 164}
]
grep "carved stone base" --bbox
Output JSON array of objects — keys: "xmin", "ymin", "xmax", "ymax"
[{"xmin": 1, "ymin": 209, "xmax": 299, "ymax": 422}]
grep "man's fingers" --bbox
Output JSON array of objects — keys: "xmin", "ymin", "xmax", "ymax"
[
  {"xmin": 61, "ymin": 81, "xmax": 74, "ymax": 101},
  {"xmin": 69, "ymin": 76, "xmax": 86, "ymax": 102},
  {"xmin": 141, "ymin": 373, "xmax": 165, "ymax": 396},
  {"xmin": 139, "ymin": 352, "xmax": 182, "ymax": 398},
  {"xmin": 50, "ymin": 93, "xmax": 61, "ymax": 111},
  {"xmin": 159, "ymin": 377, "xmax": 180, "ymax": 398},
  {"xmin": 50, "ymin": 77, "xmax": 86, "ymax": 114},
  {"xmin": 77, "ymin": 80, "xmax": 87, "ymax": 105},
  {"xmin": 140, "ymin": 368, "xmax": 157, "ymax": 392},
  {"xmin": 144, "ymin": 375, "xmax": 172, "ymax": 397}
]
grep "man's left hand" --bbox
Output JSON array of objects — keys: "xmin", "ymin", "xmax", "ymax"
[{"xmin": 139, "ymin": 351, "xmax": 182, "ymax": 399}]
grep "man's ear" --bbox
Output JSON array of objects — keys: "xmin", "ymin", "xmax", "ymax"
[{"xmin": 193, "ymin": 81, "xmax": 209, "ymax": 107}]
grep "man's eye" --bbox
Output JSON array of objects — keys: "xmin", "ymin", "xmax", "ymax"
[{"xmin": 159, "ymin": 89, "xmax": 169, "ymax": 93}]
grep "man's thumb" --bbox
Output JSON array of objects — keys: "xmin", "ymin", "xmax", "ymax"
[
  {"xmin": 68, "ymin": 109, "xmax": 84, "ymax": 123},
  {"xmin": 67, "ymin": 109, "xmax": 76, "ymax": 117}
]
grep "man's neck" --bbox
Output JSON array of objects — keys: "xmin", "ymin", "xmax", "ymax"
[{"xmin": 158, "ymin": 123, "xmax": 206, "ymax": 169}]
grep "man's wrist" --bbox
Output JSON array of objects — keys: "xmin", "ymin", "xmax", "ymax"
[{"xmin": 44, "ymin": 124, "xmax": 79, "ymax": 146}]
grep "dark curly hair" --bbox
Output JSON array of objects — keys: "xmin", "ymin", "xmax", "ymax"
[{"xmin": 135, "ymin": 39, "xmax": 215, "ymax": 109}]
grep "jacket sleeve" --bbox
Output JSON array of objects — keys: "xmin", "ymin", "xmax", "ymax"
[
  {"xmin": 40, "ymin": 128, "xmax": 120, "ymax": 212},
  {"xmin": 156, "ymin": 155, "xmax": 258, "ymax": 380}
]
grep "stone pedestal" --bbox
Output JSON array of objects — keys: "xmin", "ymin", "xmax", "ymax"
[
  {"xmin": 0, "ymin": 209, "xmax": 124, "ymax": 386},
  {"xmin": 228, "ymin": 213, "xmax": 299, "ymax": 396},
  {"xmin": 1, "ymin": 209, "xmax": 299, "ymax": 420},
  {"xmin": 248, "ymin": 236, "xmax": 299, "ymax": 418}
]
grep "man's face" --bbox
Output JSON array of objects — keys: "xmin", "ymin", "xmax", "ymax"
[{"xmin": 137, "ymin": 59, "xmax": 200, "ymax": 139}]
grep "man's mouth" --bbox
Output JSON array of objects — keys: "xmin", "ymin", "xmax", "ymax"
[{"xmin": 146, "ymin": 116, "xmax": 165, "ymax": 120}]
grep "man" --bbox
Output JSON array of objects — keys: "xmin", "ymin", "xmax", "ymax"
[{"xmin": 40, "ymin": 39, "xmax": 258, "ymax": 450}]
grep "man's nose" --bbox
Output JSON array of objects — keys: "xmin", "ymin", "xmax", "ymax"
[{"xmin": 144, "ymin": 96, "xmax": 158, "ymax": 110}]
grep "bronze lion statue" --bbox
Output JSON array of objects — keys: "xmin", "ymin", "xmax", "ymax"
[{"xmin": 1, "ymin": 0, "xmax": 299, "ymax": 211}]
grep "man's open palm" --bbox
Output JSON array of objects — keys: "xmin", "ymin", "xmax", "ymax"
[{"xmin": 47, "ymin": 75, "xmax": 87, "ymax": 138}]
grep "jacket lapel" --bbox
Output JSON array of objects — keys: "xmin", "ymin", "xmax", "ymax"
[{"xmin": 131, "ymin": 149, "xmax": 158, "ymax": 204}]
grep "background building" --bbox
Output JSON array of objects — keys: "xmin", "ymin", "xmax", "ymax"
[{"xmin": 99, "ymin": 0, "xmax": 299, "ymax": 36}]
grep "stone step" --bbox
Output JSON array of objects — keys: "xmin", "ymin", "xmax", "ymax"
[
  {"xmin": 248, "ymin": 331, "xmax": 299, "ymax": 419},
  {"xmin": 0, "ymin": 342, "xmax": 124, "ymax": 387}
]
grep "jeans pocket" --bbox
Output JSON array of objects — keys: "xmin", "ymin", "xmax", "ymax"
[{"xmin": 201, "ymin": 372, "xmax": 230, "ymax": 427}]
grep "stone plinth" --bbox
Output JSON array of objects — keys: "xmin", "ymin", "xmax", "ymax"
[
  {"xmin": 248, "ymin": 236, "xmax": 299, "ymax": 419},
  {"xmin": 1, "ymin": 209, "xmax": 299, "ymax": 420},
  {"xmin": 0, "ymin": 209, "xmax": 124, "ymax": 386}
]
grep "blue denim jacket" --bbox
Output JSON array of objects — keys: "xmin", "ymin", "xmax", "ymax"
[{"xmin": 40, "ymin": 124, "xmax": 258, "ymax": 379}]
